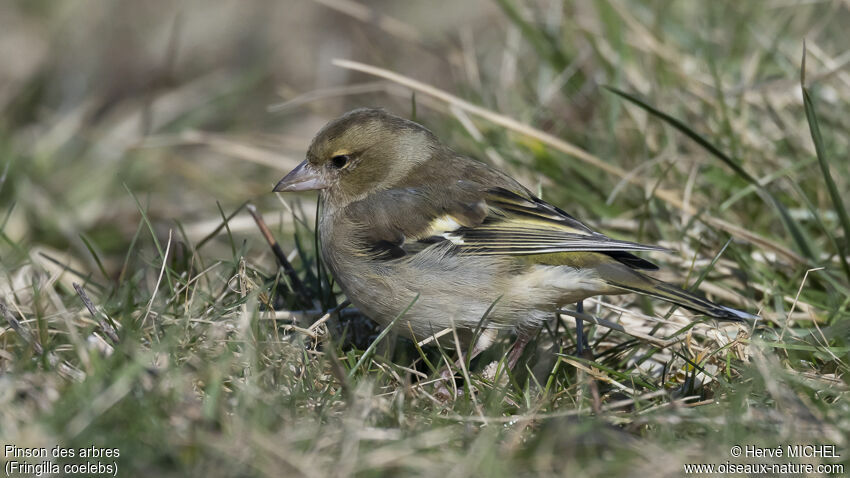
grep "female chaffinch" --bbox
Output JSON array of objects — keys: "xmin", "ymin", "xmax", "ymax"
[{"xmin": 274, "ymin": 108, "xmax": 756, "ymax": 369}]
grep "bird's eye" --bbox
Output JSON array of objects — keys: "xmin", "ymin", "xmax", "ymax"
[{"xmin": 331, "ymin": 154, "xmax": 350, "ymax": 169}]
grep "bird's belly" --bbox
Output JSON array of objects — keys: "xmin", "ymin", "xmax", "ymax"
[
  {"xmin": 326, "ymin": 250, "xmax": 510, "ymax": 339},
  {"xmin": 323, "ymin": 242, "xmax": 604, "ymax": 342}
]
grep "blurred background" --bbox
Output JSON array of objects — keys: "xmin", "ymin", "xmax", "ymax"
[
  {"xmin": 4, "ymin": 0, "xmax": 847, "ymax": 277},
  {"xmin": 0, "ymin": 0, "xmax": 848, "ymax": 271},
  {"xmin": 2, "ymin": 1, "xmax": 849, "ymax": 476},
  {"xmin": 3, "ymin": 0, "xmax": 512, "ymax": 268}
]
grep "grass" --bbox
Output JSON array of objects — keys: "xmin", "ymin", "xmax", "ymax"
[{"xmin": 1, "ymin": 1, "xmax": 849, "ymax": 476}]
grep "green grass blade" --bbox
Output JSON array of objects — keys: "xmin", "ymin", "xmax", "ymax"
[
  {"xmin": 802, "ymin": 87, "xmax": 850, "ymax": 283},
  {"xmin": 194, "ymin": 201, "xmax": 247, "ymax": 252},
  {"xmin": 314, "ymin": 194, "xmax": 325, "ymax": 309},
  {"xmin": 124, "ymin": 184, "xmax": 174, "ymax": 292},
  {"xmin": 118, "ymin": 217, "xmax": 144, "ymax": 287},
  {"xmin": 604, "ymin": 86, "xmax": 815, "ymax": 260},
  {"xmin": 604, "ymin": 87, "xmax": 757, "ymax": 183},
  {"xmin": 79, "ymin": 234, "xmax": 109, "ymax": 280},
  {"xmin": 0, "ymin": 200, "xmax": 15, "ymax": 234},
  {"xmin": 348, "ymin": 293, "xmax": 419, "ymax": 378},
  {"xmin": 494, "ymin": 0, "xmax": 568, "ymax": 70},
  {"xmin": 215, "ymin": 200, "xmax": 237, "ymax": 260}
]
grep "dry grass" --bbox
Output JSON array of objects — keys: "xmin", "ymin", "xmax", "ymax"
[{"xmin": 1, "ymin": 1, "xmax": 848, "ymax": 476}]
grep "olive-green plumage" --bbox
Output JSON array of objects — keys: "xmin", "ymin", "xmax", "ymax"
[{"xmin": 274, "ymin": 108, "xmax": 756, "ymax": 352}]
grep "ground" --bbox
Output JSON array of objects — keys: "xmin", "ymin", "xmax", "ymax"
[{"xmin": 0, "ymin": 1, "xmax": 848, "ymax": 476}]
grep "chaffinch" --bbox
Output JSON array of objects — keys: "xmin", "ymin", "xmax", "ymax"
[{"xmin": 274, "ymin": 108, "xmax": 755, "ymax": 369}]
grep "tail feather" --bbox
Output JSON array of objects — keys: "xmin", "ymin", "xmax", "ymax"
[{"xmin": 606, "ymin": 275, "xmax": 758, "ymax": 322}]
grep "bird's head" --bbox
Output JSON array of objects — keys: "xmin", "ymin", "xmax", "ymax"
[{"xmin": 273, "ymin": 108, "xmax": 438, "ymax": 206}]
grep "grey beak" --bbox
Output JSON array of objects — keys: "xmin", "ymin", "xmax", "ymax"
[{"xmin": 273, "ymin": 160, "xmax": 330, "ymax": 192}]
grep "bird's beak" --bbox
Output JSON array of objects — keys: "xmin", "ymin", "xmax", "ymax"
[{"xmin": 273, "ymin": 160, "xmax": 330, "ymax": 192}]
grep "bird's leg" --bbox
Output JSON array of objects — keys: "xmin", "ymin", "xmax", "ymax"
[
  {"xmin": 435, "ymin": 367, "xmax": 457, "ymax": 401},
  {"xmin": 574, "ymin": 300, "xmax": 595, "ymax": 359},
  {"xmin": 506, "ymin": 333, "xmax": 533, "ymax": 370},
  {"xmin": 434, "ymin": 336, "xmax": 490, "ymax": 401},
  {"xmin": 575, "ymin": 300, "xmax": 586, "ymax": 356}
]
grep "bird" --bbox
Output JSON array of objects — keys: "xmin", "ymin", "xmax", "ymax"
[{"xmin": 273, "ymin": 108, "xmax": 757, "ymax": 374}]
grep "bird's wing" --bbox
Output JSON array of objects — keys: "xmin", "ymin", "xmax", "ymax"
[
  {"xmin": 449, "ymin": 187, "xmax": 666, "ymax": 256},
  {"xmin": 344, "ymin": 184, "xmax": 666, "ymax": 268}
]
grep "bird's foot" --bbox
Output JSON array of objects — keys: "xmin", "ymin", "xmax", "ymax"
[
  {"xmin": 433, "ymin": 367, "xmax": 461, "ymax": 402},
  {"xmin": 481, "ymin": 360, "xmax": 509, "ymax": 386}
]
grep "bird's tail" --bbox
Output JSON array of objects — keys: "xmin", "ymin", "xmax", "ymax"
[{"xmin": 603, "ymin": 272, "xmax": 758, "ymax": 322}]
